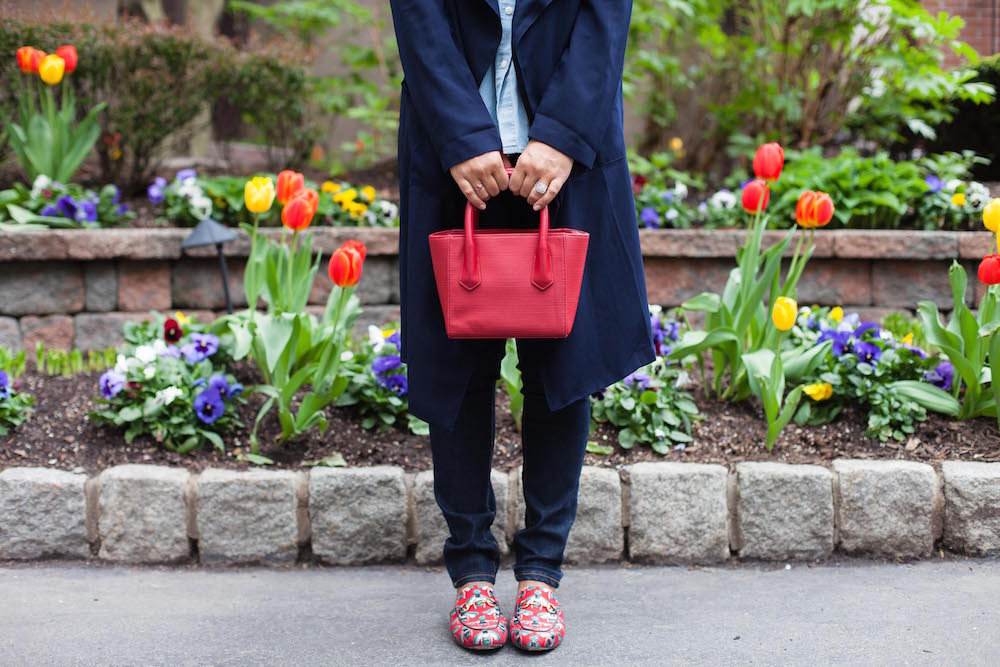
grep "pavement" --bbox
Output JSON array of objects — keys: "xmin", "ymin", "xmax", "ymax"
[{"xmin": 0, "ymin": 558, "xmax": 997, "ymax": 666}]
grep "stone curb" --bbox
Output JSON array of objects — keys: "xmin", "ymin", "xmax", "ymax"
[{"xmin": 2, "ymin": 460, "xmax": 998, "ymax": 565}]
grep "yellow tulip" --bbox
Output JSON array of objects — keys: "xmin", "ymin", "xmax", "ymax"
[
  {"xmin": 901, "ymin": 332, "xmax": 913, "ymax": 345},
  {"xmin": 321, "ymin": 181, "xmax": 341, "ymax": 194},
  {"xmin": 983, "ymin": 198, "xmax": 1000, "ymax": 233},
  {"xmin": 244, "ymin": 176, "xmax": 275, "ymax": 214},
  {"xmin": 803, "ymin": 382, "xmax": 833, "ymax": 401},
  {"xmin": 38, "ymin": 54, "xmax": 65, "ymax": 85},
  {"xmin": 952, "ymin": 192, "xmax": 967, "ymax": 207},
  {"xmin": 829, "ymin": 306, "xmax": 843, "ymax": 322},
  {"xmin": 772, "ymin": 296, "xmax": 797, "ymax": 331},
  {"xmin": 361, "ymin": 185, "xmax": 376, "ymax": 201}
]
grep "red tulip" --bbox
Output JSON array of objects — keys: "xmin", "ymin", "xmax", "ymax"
[
  {"xmin": 16, "ymin": 46, "xmax": 44, "ymax": 73},
  {"xmin": 795, "ymin": 190, "xmax": 835, "ymax": 228},
  {"xmin": 979, "ymin": 254, "xmax": 1000, "ymax": 285},
  {"xmin": 329, "ymin": 246, "xmax": 364, "ymax": 287},
  {"xmin": 741, "ymin": 179, "xmax": 770, "ymax": 214},
  {"xmin": 340, "ymin": 239, "xmax": 367, "ymax": 262},
  {"xmin": 55, "ymin": 45, "xmax": 78, "ymax": 74},
  {"xmin": 281, "ymin": 188, "xmax": 317, "ymax": 231},
  {"xmin": 753, "ymin": 143, "xmax": 784, "ymax": 182},
  {"xmin": 275, "ymin": 170, "xmax": 304, "ymax": 205}
]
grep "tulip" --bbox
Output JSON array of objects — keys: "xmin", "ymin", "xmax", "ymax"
[
  {"xmin": 803, "ymin": 382, "xmax": 833, "ymax": 401},
  {"xmin": 281, "ymin": 189, "xmax": 317, "ymax": 231},
  {"xmin": 795, "ymin": 190, "xmax": 835, "ymax": 228},
  {"xmin": 16, "ymin": 46, "xmax": 44, "ymax": 73},
  {"xmin": 38, "ymin": 54, "xmax": 65, "ymax": 85},
  {"xmin": 244, "ymin": 176, "xmax": 275, "ymax": 214},
  {"xmin": 55, "ymin": 45, "xmax": 78, "ymax": 74},
  {"xmin": 341, "ymin": 239, "xmax": 367, "ymax": 262},
  {"xmin": 983, "ymin": 198, "xmax": 1000, "ymax": 233},
  {"xmin": 741, "ymin": 179, "xmax": 770, "ymax": 214},
  {"xmin": 978, "ymin": 254, "xmax": 1000, "ymax": 285},
  {"xmin": 753, "ymin": 143, "xmax": 784, "ymax": 182},
  {"xmin": 275, "ymin": 170, "xmax": 304, "ymax": 205},
  {"xmin": 771, "ymin": 296, "xmax": 797, "ymax": 331},
  {"xmin": 329, "ymin": 245, "xmax": 364, "ymax": 287}
]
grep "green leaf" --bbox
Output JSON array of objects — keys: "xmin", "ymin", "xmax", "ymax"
[
  {"xmin": 618, "ymin": 429, "xmax": 637, "ymax": 449},
  {"xmin": 585, "ymin": 440, "xmax": 614, "ymax": 455},
  {"xmin": 303, "ymin": 453, "xmax": 347, "ymax": 467},
  {"xmin": 119, "ymin": 406, "xmax": 142, "ymax": 422},
  {"xmin": 887, "ymin": 380, "xmax": 961, "ymax": 416}
]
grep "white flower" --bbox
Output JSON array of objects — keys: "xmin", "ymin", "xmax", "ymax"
[
  {"xmin": 143, "ymin": 365, "xmax": 156, "ymax": 379},
  {"xmin": 673, "ymin": 182, "xmax": 688, "ymax": 201},
  {"xmin": 674, "ymin": 370, "xmax": 691, "ymax": 388},
  {"xmin": 340, "ymin": 350, "xmax": 354, "ymax": 362},
  {"xmin": 945, "ymin": 179, "xmax": 964, "ymax": 193},
  {"xmin": 115, "ymin": 354, "xmax": 130, "ymax": 374},
  {"xmin": 155, "ymin": 386, "xmax": 183, "ymax": 405},
  {"xmin": 151, "ymin": 339, "xmax": 167, "ymax": 354},
  {"xmin": 648, "ymin": 304, "xmax": 663, "ymax": 316},
  {"xmin": 878, "ymin": 329, "xmax": 893, "ymax": 341},
  {"xmin": 363, "ymin": 210, "xmax": 378, "ymax": 226},
  {"xmin": 368, "ymin": 325, "xmax": 386, "ymax": 352},
  {"xmin": 177, "ymin": 181, "xmax": 202, "ymax": 199},
  {"xmin": 380, "ymin": 202, "xmax": 399, "ymax": 222},
  {"xmin": 190, "ymin": 195, "xmax": 213, "ymax": 220},
  {"xmin": 654, "ymin": 428, "xmax": 666, "ymax": 439},
  {"xmin": 665, "ymin": 209, "xmax": 679, "ymax": 221},
  {"xmin": 709, "ymin": 190, "xmax": 737, "ymax": 209},
  {"xmin": 135, "ymin": 344, "xmax": 158, "ymax": 364},
  {"xmin": 865, "ymin": 77, "xmax": 886, "ymax": 98},
  {"xmin": 30, "ymin": 175, "xmax": 52, "ymax": 198}
]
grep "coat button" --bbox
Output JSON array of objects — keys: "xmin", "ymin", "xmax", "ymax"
[{"xmin": 505, "ymin": 5, "xmax": 513, "ymax": 14}]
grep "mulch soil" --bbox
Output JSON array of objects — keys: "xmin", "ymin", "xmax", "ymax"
[{"xmin": 2, "ymin": 359, "xmax": 998, "ymax": 475}]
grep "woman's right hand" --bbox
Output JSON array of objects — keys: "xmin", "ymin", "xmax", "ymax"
[{"xmin": 449, "ymin": 150, "xmax": 510, "ymax": 210}]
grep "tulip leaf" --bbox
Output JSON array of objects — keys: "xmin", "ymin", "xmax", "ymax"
[
  {"xmin": 887, "ymin": 380, "xmax": 960, "ymax": 416},
  {"xmin": 680, "ymin": 292, "xmax": 721, "ymax": 313}
]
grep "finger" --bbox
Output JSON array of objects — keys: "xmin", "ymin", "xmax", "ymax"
[
  {"xmin": 459, "ymin": 179, "xmax": 487, "ymax": 210},
  {"xmin": 533, "ymin": 175, "xmax": 564, "ymax": 210},
  {"xmin": 490, "ymin": 160, "xmax": 510, "ymax": 191},
  {"xmin": 508, "ymin": 164, "xmax": 526, "ymax": 197},
  {"xmin": 515, "ymin": 162, "xmax": 536, "ymax": 199},
  {"xmin": 526, "ymin": 173, "xmax": 547, "ymax": 207},
  {"xmin": 481, "ymin": 171, "xmax": 502, "ymax": 198}
]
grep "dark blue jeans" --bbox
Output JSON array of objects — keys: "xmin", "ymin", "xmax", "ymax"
[{"xmin": 428, "ymin": 337, "xmax": 591, "ymax": 589}]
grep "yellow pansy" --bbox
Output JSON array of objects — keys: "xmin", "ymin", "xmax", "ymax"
[
  {"xmin": 347, "ymin": 201, "xmax": 368, "ymax": 218},
  {"xmin": 829, "ymin": 306, "xmax": 843, "ymax": 322},
  {"xmin": 175, "ymin": 311, "xmax": 191, "ymax": 327},
  {"xmin": 321, "ymin": 181, "xmax": 341, "ymax": 194},
  {"xmin": 901, "ymin": 332, "xmax": 913, "ymax": 345},
  {"xmin": 361, "ymin": 185, "xmax": 376, "ymax": 201},
  {"xmin": 333, "ymin": 187, "xmax": 358, "ymax": 205},
  {"xmin": 983, "ymin": 198, "xmax": 1000, "ymax": 232},
  {"xmin": 382, "ymin": 327, "xmax": 396, "ymax": 338},
  {"xmin": 803, "ymin": 382, "xmax": 833, "ymax": 401},
  {"xmin": 952, "ymin": 192, "xmax": 967, "ymax": 207},
  {"xmin": 668, "ymin": 137, "xmax": 684, "ymax": 152}
]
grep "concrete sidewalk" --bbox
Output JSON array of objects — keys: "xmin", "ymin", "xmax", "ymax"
[{"xmin": 0, "ymin": 559, "xmax": 997, "ymax": 666}]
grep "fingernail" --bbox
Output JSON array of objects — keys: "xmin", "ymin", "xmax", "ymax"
[{"xmin": 533, "ymin": 204, "xmax": 541, "ymax": 211}]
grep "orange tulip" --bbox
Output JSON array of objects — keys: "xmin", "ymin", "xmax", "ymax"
[
  {"xmin": 275, "ymin": 170, "xmax": 305, "ymax": 205},
  {"xmin": 55, "ymin": 45, "xmax": 78, "ymax": 74},
  {"xmin": 16, "ymin": 46, "xmax": 44, "ymax": 73},
  {"xmin": 340, "ymin": 239, "xmax": 367, "ymax": 262},
  {"xmin": 329, "ymin": 246, "xmax": 364, "ymax": 287},
  {"xmin": 795, "ymin": 190, "xmax": 835, "ymax": 228},
  {"xmin": 741, "ymin": 179, "xmax": 770, "ymax": 214},
  {"xmin": 281, "ymin": 189, "xmax": 318, "ymax": 231},
  {"xmin": 753, "ymin": 143, "xmax": 784, "ymax": 182}
]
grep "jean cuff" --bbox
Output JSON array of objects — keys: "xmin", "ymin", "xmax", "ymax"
[
  {"xmin": 452, "ymin": 572, "xmax": 498, "ymax": 589},
  {"xmin": 513, "ymin": 567, "xmax": 562, "ymax": 589}
]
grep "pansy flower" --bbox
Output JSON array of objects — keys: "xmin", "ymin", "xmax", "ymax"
[
  {"xmin": 0, "ymin": 370, "xmax": 9, "ymax": 400},
  {"xmin": 622, "ymin": 371, "xmax": 652, "ymax": 390},
  {"xmin": 855, "ymin": 340, "xmax": 881, "ymax": 364},
  {"xmin": 181, "ymin": 333, "xmax": 219, "ymax": 364},
  {"xmin": 164, "ymin": 318, "xmax": 182, "ymax": 343},
  {"xmin": 386, "ymin": 374, "xmax": 408, "ymax": 396},
  {"xmin": 194, "ymin": 388, "xmax": 225, "ymax": 424},
  {"xmin": 99, "ymin": 370, "xmax": 126, "ymax": 399},
  {"xmin": 372, "ymin": 354, "xmax": 402, "ymax": 374},
  {"xmin": 923, "ymin": 361, "xmax": 954, "ymax": 391}
]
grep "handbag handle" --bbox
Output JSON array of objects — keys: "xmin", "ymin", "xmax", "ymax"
[{"xmin": 461, "ymin": 167, "xmax": 553, "ymax": 291}]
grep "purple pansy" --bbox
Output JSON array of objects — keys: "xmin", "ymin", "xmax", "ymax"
[
  {"xmin": 0, "ymin": 370, "xmax": 9, "ymax": 400},
  {"xmin": 384, "ymin": 330, "xmax": 401, "ymax": 348},
  {"xmin": 180, "ymin": 333, "xmax": 219, "ymax": 364},
  {"xmin": 923, "ymin": 361, "xmax": 954, "ymax": 391},
  {"xmin": 925, "ymin": 175, "xmax": 943, "ymax": 194},
  {"xmin": 39, "ymin": 204, "xmax": 59, "ymax": 217},
  {"xmin": 161, "ymin": 345, "xmax": 182, "ymax": 359},
  {"xmin": 818, "ymin": 328, "xmax": 853, "ymax": 356},
  {"xmin": 77, "ymin": 200, "xmax": 98, "ymax": 223},
  {"xmin": 855, "ymin": 340, "xmax": 882, "ymax": 364},
  {"xmin": 99, "ymin": 370, "xmax": 126, "ymax": 399},
  {"xmin": 386, "ymin": 374, "xmax": 408, "ymax": 396},
  {"xmin": 640, "ymin": 207, "xmax": 660, "ymax": 228},
  {"xmin": 193, "ymin": 388, "xmax": 225, "ymax": 424},
  {"xmin": 208, "ymin": 374, "xmax": 241, "ymax": 400},
  {"xmin": 115, "ymin": 203, "xmax": 129, "ymax": 216},
  {"xmin": 110, "ymin": 185, "xmax": 120, "ymax": 204},
  {"xmin": 176, "ymin": 169, "xmax": 197, "ymax": 182},
  {"xmin": 56, "ymin": 195, "xmax": 77, "ymax": 219},
  {"xmin": 372, "ymin": 354, "xmax": 402, "ymax": 374},
  {"xmin": 622, "ymin": 371, "xmax": 652, "ymax": 390}
]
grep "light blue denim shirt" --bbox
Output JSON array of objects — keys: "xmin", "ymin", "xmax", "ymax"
[{"xmin": 478, "ymin": 0, "xmax": 530, "ymax": 154}]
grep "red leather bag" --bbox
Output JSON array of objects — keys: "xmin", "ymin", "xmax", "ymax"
[{"xmin": 428, "ymin": 169, "xmax": 590, "ymax": 339}]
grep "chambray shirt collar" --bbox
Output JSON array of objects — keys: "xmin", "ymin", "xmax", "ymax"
[{"xmin": 477, "ymin": 0, "xmax": 530, "ymax": 155}]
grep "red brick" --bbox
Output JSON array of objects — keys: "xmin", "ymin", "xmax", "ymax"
[
  {"xmin": 21, "ymin": 315, "xmax": 73, "ymax": 351},
  {"xmin": 118, "ymin": 261, "xmax": 172, "ymax": 311},
  {"xmin": 871, "ymin": 260, "xmax": 972, "ymax": 308},
  {"xmin": 643, "ymin": 258, "xmax": 733, "ymax": 306},
  {"xmin": 957, "ymin": 231, "xmax": 994, "ymax": 259},
  {"xmin": 796, "ymin": 259, "xmax": 872, "ymax": 306}
]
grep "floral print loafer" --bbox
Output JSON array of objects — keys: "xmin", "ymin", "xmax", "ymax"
[
  {"xmin": 449, "ymin": 583, "xmax": 508, "ymax": 650},
  {"xmin": 509, "ymin": 584, "xmax": 566, "ymax": 651}
]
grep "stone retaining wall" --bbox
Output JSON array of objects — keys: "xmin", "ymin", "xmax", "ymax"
[
  {"xmin": 0, "ymin": 228, "xmax": 991, "ymax": 352},
  {"xmin": 2, "ymin": 460, "xmax": 998, "ymax": 565}
]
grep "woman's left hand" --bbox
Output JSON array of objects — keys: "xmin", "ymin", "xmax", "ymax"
[{"xmin": 509, "ymin": 139, "xmax": 574, "ymax": 211}]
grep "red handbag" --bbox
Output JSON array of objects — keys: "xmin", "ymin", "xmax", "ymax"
[{"xmin": 428, "ymin": 168, "xmax": 590, "ymax": 339}]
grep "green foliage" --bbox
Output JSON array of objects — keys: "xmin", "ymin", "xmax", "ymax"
[
  {"xmin": 0, "ymin": 370, "xmax": 33, "ymax": 436},
  {"xmin": 624, "ymin": 0, "xmax": 992, "ymax": 175},
  {"xmin": 336, "ymin": 323, "xmax": 427, "ymax": 436},
  {"xmin": 0, "ymin": 177, "xmax": 133, "ymax": 230},
  {"xmin": 0, "ymin": 347, "xmax": 27, "ymax": 377},
  {"xmin": 34, "ymin": 342, "xmax": 117, "ymax": 377},
  {"xmin": 881, "ymin": 311, "xmax": 929, "ymax": 352}
]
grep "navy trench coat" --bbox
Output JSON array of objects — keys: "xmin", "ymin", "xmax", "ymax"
[{"xmin": 389, "ymin": 0, "xmax": 657, "ymax": 431}]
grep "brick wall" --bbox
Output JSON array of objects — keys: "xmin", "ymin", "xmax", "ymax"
[{"xmin": 924, "ymin": 0, "xmax": 1000, "ymax": 60}]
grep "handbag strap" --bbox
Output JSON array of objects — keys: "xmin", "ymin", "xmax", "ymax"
[{"xmin": 461, "ymin": 167, "xmax": 553, "ymax": 291}]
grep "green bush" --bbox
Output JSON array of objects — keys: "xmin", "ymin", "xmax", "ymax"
[{"xmin": 0, "ymin": 19, "xmax": 318, "ymax": 192}]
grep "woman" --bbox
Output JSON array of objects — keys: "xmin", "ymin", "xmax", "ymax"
[{"xmin": 389, "ymin": 0, "xmax": 656, "ymax": 652}]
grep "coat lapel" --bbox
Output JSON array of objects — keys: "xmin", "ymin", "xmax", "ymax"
[{"xmin": 484, "ymin": 0, "xmax": 558, "ymax": 45}]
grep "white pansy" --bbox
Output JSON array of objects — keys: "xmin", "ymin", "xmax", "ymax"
[
  {"xmin": 135, "ymin": 344, "xmax": 157, "ymax": 364},
  {"xmin": 151, "ymin": 339, "xmax": 167, "ymax": 354},
  {"xmin": 648, "ymin": 304, "xmax": 663, "ymax": 316},
  {"xmin": 673, "ymin": 182, "xmax": 688, "ymax": 200},
  {"xmin": 674, "ymin": 370, "xmax": 691, "ymax": 388},
  {"xmin": 143, "ymin": 365, "xmax": 156, "ymax": 379},
  {"xmin": 115, "ymin": 354, "xmax": 130, "ymax": 374},
  {"xmin": 945, "ymin": 179, "xmax": 964, "ymax": 193},
  {"xmin": 368, "ymin": 325, "xmax": 386, "ymax": 352},
  {"xmin": 30, "ymin": 174, "xmax": 52, "ymax": 198},
  {"xmin": 381, "ymin": 202, "xmax": 399, "ymax": 222},
  {"xmin": 155, "ymin": 386, "xmax": 183, "ymax": 405},
  {"xmin": 878, "ymin": 329, "xmax": 893, "ymax": 341},
  {"xmin": 340, "ymin": 350, "xmax": 354, "ymax": 362},
  {"xmin": 190, "ymin": 195, "xmax": 213, "ymax": 220},
  {"xmin": 665, "ymin": 208, "xmax": 679, "ymax": 221},
  {"xmin": 709, "ymin": 190, "xmax": 737, "ymax": 209}
]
